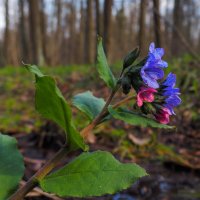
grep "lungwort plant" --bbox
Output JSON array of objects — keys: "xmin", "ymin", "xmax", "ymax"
[{"xmin": 1, "ymin": 38, "xmax": 181, "ymax": 200}]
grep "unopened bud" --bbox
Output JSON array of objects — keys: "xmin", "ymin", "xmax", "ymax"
[
  {"xmin": 123, "ymin": 47, "xmax": 140, "ymax": 70},
  {"xmin": 121, "ymin": 76, "xmax": 132, "ymax": 95}
]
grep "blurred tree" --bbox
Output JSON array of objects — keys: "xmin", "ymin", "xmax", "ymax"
[
  {"xmin": 171, "ymin": 0, "xmax": 183, "ymax": 56},
  {"xmin": 18, "ymin": 0, "xmax": 29, "ymax": 63},
  {"xmin": 138, "ymin": 0, "xmax": 147, "ymax": 55},
  {"xmin": 95, "ymin": 0, "xmax": 101, "ymax": 59},
  {"xmin": 0, "ymin": 0, "xmax": 200, "ymax": 66},
  {"xmin": 128, "ymin": 3, "xmax": 137, "ymax": 49},
  {"xmin": 164, "ymin": 0, "xmax": 172, "ymax": 52},
  {"xmin": 103, "ymin": 0, "xmax": 113, "ymax": 61},
  {"xmin": 40, "ymin": 0, "xmax": 48, "ymax": 65},
  {"xmin": 55, "ymin": 0, "xmax": 62, "ymax": 65},
  {"xmin": 115, "ymin": 1, "xmax": 126, "ymax": 58},
  {"xmin": 78, "ymin": 0, "xmax": 85, "ymax": 63},
  {"xmin": 68, "ymin": 1, "xmax": 76, "ymax": 64},
  {"xmin": 85, "ymin": 0, "xmax": 94, "ymax": 64},
  {"xmin": 95, "ymin": 0, "xmax": 101, "ymax": 36},
  {"xmin": 183, "ymin": 0, "xmax": 196, "ymax": 46},
  {"xmin": 153, "ymin": 0, "xmax": 162, "ymax": 47},
  {"xmin": 4, "ymin": 0, "xmax": 10, "ymax": 65},
  {"xmin": 28, "ymin": 0, "xmax": 44, "ymax": 65}
]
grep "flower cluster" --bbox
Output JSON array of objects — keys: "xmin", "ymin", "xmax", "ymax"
[
  {"xmin": 122, "ymin": 42, "xmax": 181, "ymax": 124},
  {"xmin": 137, "ymin": 43, "xmax": 181, "ymax": 124}
]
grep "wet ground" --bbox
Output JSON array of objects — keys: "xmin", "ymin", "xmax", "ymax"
[{"xmin": 13, "ymin": 130, "xmax": 200, "ymax": 200}]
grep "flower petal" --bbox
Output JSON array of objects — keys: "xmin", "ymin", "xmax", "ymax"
[
  {"xmin": 165, "ymin": 95, "xmax": 181, "ymax": 107},
  {"xmin": 155, "ymin": 48, "xmax": 164, "ymax": 57},
  {"xmin": 154, "ymin": 108, "xmax": 170, "ymax": 124},
  {"xmin": 137, "ymin": 95, "xmax": 143, "ymax": 107},
  {"xmin": 163, "ymin": 88, "xmax": 180, "ymax": 96},
  {"xmin": 145, "ymin": 67, "xmax": 164, "ymax": 79},
  {"xmin": 149, "ymin": 42, "xmax": 155, "ymax": 53},
  {"xmin": 162, "ymin": 73, "xmax": 176, "ymax": 87},
  {"xmin": 156, "ymin": 60, "xmax": 168, "ymax": 68},
  {"xmin": 141, "ymin": 74, "xmax": 159, "ymax": 88}
]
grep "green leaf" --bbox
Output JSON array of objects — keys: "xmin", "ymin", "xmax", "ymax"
[
  {"xmin": 97, "ymin": 37, "xmax": 116, "ymax": 89},
  {"xmin": 25, "ymin": 64, "xmax": 44, "ymax": 77},
  {"xmin": 108, "ymin": 107, "xmax": 174, "ymax": 129},
  {"xmin": 0, "ymin": 133, "xmax": 24, "ymax": 199},
  {"xmin": 72, "ymin": 91, "xmax": 106, "ymax": 121},
  {"xmin": 26, "ymin": 65, "xmax": 87, "ymax": 151},
  {"xmin": 40, "ymin": 151, "xmax": 147, "ymax": 197},
  {"xmin": 123, "ymin": 47, "xmax": 140, "ymax": 69}
]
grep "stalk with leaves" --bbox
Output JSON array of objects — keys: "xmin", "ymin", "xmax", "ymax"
[{"xmin": 0, "ymin": 37, "xmax": 180, "ymax": 200}]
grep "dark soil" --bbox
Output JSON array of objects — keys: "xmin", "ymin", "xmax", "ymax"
[{"xmin": 11, "ymin": 123, "xmax": 200, "ymax": 200}]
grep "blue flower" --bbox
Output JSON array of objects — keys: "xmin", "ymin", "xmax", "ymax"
[
  {"xmin": 148, "ymin": 43, "xmax": 168, "ymax": 68},
  {"xmin": 141, "ymin": 64, "xmax": 164, "ymax": 88},
  {"xmin": 140, "ymin": 42, "xmax": 168, "ymax": 88},
  {"xmin": 162, "ymin": 72, "xmax": 176, "ymax": 87},
  {"xmin": 162, "ymin": 88, "xmax": 180, "ymax": 96},
  {"xmin": 164, "ymin": 95, "xmax": 181, "ymax": 115},
  {"xmin": 162, "ymin": 73, "xmax": 180, "ymax": 96},
  {"xmin": 161, "ymin": 73, "xmax": 181, "ymax": 115}
]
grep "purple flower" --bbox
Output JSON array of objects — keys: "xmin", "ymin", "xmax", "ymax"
[
  {"xmin": 141, "ymin": 65, "xmax": 164, "ymax": 88},
  {"xmin": 161, "ymin": 73, "xmax": 181, "ymax": 115},
  {"xmin": 164, "ymin": 95, "xmax": 181, "ymax": 115},
  {"xmin": 162, "ymin": 73, "xmax": 176, "ymax": 87},
  {"xmin": 148, "ymin": 43, "xmax": 168, "ymax": 68},
  {"xmin": 162, "ymin": 88, "xmax": 180, "ymax": 96},
  {"xmin": 140, "ymin": 43, "xmax": 168, "ymax": 88},
  {"xmin": 162, "ymin": 73, "xmax": 180, "ymax": 96}
]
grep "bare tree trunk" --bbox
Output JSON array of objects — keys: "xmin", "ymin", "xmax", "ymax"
[
  {"xmin": 153, "ymin": 0, "xmax": 162, "ymax": 47},
  {"xmin": 4, "ymin": 0, "xmax": 10, "ymax": 65},
  {"xmin": 68, "ymin": 1, "xmax": 76, "ymax": 64},
  {"xmin": 78, "ymin": 0, "xmax": 85, "ymax": 63},
  {"xmin": 128, "ymin": 4, "xmax": 137, "ymax": 48},
  {"xmin": 85, "ymin": 0, "xmax": 93, "ymax": 64},
  {"xmin": 164, "ymin": 0, "xmax": 171, "ymax": 52},
  {"xmin": 40, "ymin": 0, "xmax": 47, "ymax": 65},
  {"xmin": 115, "ymin": 1, "xmax": 126, "ymax": 58},
  {"xmin": 103, "ymin": 0, "xmax": 112, "ymax": 61},
  {"xmin": 138, "ymin": 0, "xmax": 147, "ymax": 54},
  {"xmin": 18, "ymin": 0, "xmax": 29, "ymax": 62},
  {"xmin": 95, "ymin": 0, "xmax": 101, "ymax": 36},
  {"xmin": 28, "ymin": 0, "xmax": 44, "ymax": 65},
  {"xmin": 95, "ymin": 0, "xmax": 101, "ymax": 59},
  {"xmin": 55, "ymin": 0, "xmax": 62, "ymax": 65},
  {"xmin": 171, "ymin": 0, "xmax": 183, "ymax": 56}
]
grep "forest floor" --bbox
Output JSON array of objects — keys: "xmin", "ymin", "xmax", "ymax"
[{"xmin": 1, "ymin": 56, "xmax": 200, "ymax": 200}]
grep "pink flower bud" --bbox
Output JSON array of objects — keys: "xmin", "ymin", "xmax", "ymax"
[
  {"xmin": 154, "ymin": 108, "xmax": 170, "ymax": 124},
  {"xmin": 137, "ymin": 87, "xmax": 157, "ymax": 107}
]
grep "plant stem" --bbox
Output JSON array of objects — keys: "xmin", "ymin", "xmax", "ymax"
[
  {"xmin": 9, "ymin": 85, "xmax": 129, "ymax": 200},
  {"xmin": 81, "ymin": 86, "xmax": 119, "ymax": 139},
  {"xmin": 97, "ymin": 94, "xmax": 136, "ymax": 123},
  {"xmin": 80, "ymin": 93, "xmax": 135, "ymax": 138},
  {"xmin": 8, "ymin": 146, "xmax": 70, "ymax": 200}
]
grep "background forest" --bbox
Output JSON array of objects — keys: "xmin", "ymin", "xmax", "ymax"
[
  {"xmin": 1, "ymin": 0, "xmax": 200, "ymax": 66},
  {"xmin": 1, "ymin": 0, "xmax": 200, "ymax": 200}
]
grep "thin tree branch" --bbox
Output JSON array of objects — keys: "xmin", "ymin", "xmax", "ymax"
[{"xmin": 152, "ymin": 7, "xmax": 200, "ymax": 62}]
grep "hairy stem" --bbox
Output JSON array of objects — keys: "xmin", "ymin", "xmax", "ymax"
[
  {"xmin": 81, "ymin": 86, "xmax": 119, "ymax": 139},
  {"xmin": 98, "ymin": 94, "xmax": 136, "ymax": 123},
  {"xmin": 80, "ymin": 93, "xmax": 135, "ymax": 138}
]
